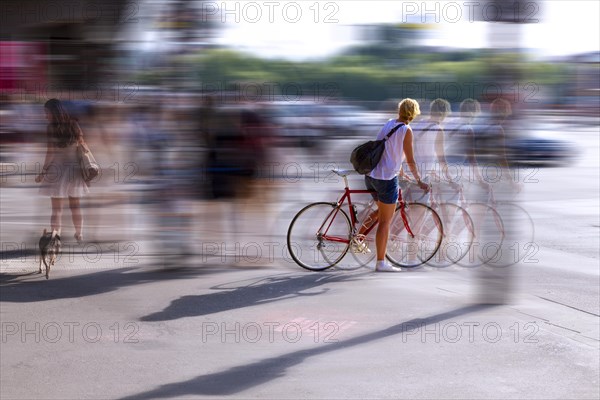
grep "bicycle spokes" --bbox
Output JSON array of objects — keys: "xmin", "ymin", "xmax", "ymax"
[
  {"xmin": 386, "ymin": 203, "xmax": 443, "ymax": 268},
  {"xmin": 287, "ymin": 202, "xmax": 351, "ymax": 271}
]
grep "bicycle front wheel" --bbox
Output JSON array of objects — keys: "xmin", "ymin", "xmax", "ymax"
[
  {"xmin": 427, "ymin": 203, "xmax": 474, "ymax": 268},
  {"xmin": 386, "ymin": 202, "xmax": 443, "ymax": 268},
  {"xmin": 286, "ymin": 202, "xmax": 352, "ymax": 271},
  {"xmin": 488, "ymin": 202, "xmax": 535, "ymax": 268},
  {"xmin": 457, "ymin": 203, "xmax": 504, "ymax": 268}
]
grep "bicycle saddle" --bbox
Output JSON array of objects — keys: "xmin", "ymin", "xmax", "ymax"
[{"xmin": 332, "ymin": 169, "xmax": 357, "ymax": 177}]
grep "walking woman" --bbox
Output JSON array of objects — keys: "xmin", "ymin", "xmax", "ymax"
[
  {"xmin": 35, "ymin": 99, "xmax": 89, "ymax": 243},
  {"xmin": 365, "ymin": 98, "xmax": 430, "ymax": 272}
]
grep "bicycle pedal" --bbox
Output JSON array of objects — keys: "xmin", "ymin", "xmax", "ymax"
[{"xmin": 351, "ymin": 241, "xmax": 371, "ymax": 254}]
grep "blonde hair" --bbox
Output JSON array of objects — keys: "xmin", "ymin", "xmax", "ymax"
[{"xmin": 398, "ymin": 98, "xmax": 421, "ymax": 123}]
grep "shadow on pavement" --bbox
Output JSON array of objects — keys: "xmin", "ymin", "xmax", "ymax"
[
  {"xmin": 122, "ymin": 304, "xmax": 498, "ymax": 399},
  {"xmin": 140, "ymin": 271, "xmax": 369, "ymax": 322},
  {"xmin": 0, "ymin": 266, "xmax": 231, "ymax": 302}
]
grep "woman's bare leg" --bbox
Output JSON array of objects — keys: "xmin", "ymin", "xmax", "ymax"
[
  {"xmin": 69, "ymin": 196, "xmax": 83, "ymax": 240},
  {"xmin": 50, "ymin": 197, "xmax": 63, "ymax": 233},
  {"xmin": 375, "ymin": 201, "xmax": 397, "ymax": 261}
]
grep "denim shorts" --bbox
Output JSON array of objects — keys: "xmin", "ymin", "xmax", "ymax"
[{"xmin": 365, "ymin": 175, "xmax": 399, "ymax": 204}]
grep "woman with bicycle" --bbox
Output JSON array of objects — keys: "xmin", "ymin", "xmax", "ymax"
[{"xmin": 365, "ymin": 98, "xmax": 430, "ymax": 272}]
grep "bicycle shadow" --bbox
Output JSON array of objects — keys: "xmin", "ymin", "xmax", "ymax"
[
  {"xmin": 139, "ymin": 271, "xmax": 369, "ymax": 322},
  {"xmin": 122, "ymin": 304, "xmax": 497, "ymax": 399}
]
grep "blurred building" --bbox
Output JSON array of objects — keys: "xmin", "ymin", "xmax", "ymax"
[
  {"xmin": 568, "ymin": 52, "xmax": 600, "ymax": 114},
  {"xmin": 358, "ymin": 23, "xmax": 431, "ymax": 51},
  {"xmin": 0, "ymin": 0, "xmax": 132, "ymax": 92},
  {"xmin": 0, "ymin": 0, "xmax": 221, "ymax": 95}
]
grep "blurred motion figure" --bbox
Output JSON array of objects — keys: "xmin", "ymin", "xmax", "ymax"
[{"xmin": 35, "ymin": 99, "xmax": 90, "ymax": 243}]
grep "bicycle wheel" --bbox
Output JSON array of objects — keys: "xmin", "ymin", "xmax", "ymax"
[
  {"xmin": 386, "ymin": 202, "xmax": 443, "ymax": 268},
  {"xmin": 458, "ymin": 203, "xmax": 504, "ymax": 268},
  {"xmin": 286, "ymin": 202, "xmax": 351, "ymax": 271},
  {"xmin": 488, "ymin": 202, "xmax": 535, "ymax": 268},
  {"xmin": 427, "ymin": 203, "xmax": 475, "ymax": 268}
]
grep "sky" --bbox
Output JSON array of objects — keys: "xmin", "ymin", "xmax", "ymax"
[{"xmin": 213, "ymin": 1, "xmax": 600, "ymax": 60}]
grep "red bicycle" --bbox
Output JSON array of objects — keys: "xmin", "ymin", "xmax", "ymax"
[{"xmin": 286, "ymin": 169, "xmax": 443, "ymax": 271}]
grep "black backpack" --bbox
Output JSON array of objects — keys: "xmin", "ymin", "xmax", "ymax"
[{"xmin": 350, "ymin": 123, "xmax": 404, "ymax": 174}]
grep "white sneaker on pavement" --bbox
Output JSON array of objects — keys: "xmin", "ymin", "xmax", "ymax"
[{"xmin": 375, "ymin": 260, "xmax": 402, "ymax": 272}]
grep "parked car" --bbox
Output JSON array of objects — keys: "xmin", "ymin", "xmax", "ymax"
[
  {"xmin": 505, "ymin": 135, "xmax": 576, "ymax": 167},
  {"xmin": 472, "ymin": 117, "xmax": 577, "ymax": 168}
]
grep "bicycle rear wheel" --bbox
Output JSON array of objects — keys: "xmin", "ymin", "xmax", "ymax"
[
  {"xmin": 386, "ymin": 202, "xmax": 443, "ymax": 268},
  {"xmin": 286, "ymin": 202, "xmax": 351, "ymax": 271},
  {"xmin": 427, "ymin": 203, "xmax": 474, "ymax": 268}
]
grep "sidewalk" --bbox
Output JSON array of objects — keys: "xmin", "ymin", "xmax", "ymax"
[{"xmin": 1, "ymin": 262, "xmax": 598, "ymax": 399}]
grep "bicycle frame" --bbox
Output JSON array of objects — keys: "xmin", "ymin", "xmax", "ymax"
[
  {"xmin": 429, "ymin": 182, "xmax": 476, "ymax": 238},
  {"xmin": 462, "ymin": 183, "xmax": 505, "ymax": 238},
  {"xmin": 406, "ymin": 179, "xmax": 502, "ymax": 240},
  {"xmin": 316, "ymin": 177, "xmax": 414, "ymax": 246}
]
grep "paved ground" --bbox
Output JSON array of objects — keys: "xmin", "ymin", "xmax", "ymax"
[{"xmin": 1, "ymin": 117, "xmax": 598, "ymax": 399}]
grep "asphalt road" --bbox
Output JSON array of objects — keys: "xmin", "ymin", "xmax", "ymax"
[{"xmin": 1, "ymin": 118, "xmax": 598, "ymax": 399}]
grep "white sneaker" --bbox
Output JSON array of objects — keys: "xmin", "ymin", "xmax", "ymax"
[{"xmin": 375, "ymin": 261, "xmax": 402, "ymax": 272}]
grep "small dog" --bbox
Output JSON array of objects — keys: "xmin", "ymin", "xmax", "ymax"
[{"xmin": 39, "ymin": 229, "xmax": 61, "ymax": 279}]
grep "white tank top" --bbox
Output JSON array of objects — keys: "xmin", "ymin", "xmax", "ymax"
[{"xmin": 367, "ymin": 119, "xmax": 408, "ymax": 181}]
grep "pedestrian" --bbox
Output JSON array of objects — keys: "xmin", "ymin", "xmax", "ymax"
[
  {"xmin": 364, "ymin": 98, "xmax": 430, "ymax": 272},
  {"xmin": 35, "ymin": 98, "xmax": 89, "ymax": 243}
]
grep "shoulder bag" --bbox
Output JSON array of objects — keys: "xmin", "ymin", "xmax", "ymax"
[{"xmin": 350, "ymin": 123, "xmax": 404, "ymax": 175}]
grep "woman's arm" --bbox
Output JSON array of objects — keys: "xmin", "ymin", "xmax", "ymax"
[
  {"xmin": 73, "ymin": 120, "xmax": 88, "ymax": 149},
  {"xmin": 403, "ymin": 128, "xmax": 430, "ymax": 192},
  {"xmin": 35, "ymin": 127, "xmax": 54, "ymax": 183},
  {"xmin": 465, "ymin": 126, "xmax": 488, "ymax": 186},
  {"xmin": 496, "ymin": 125, "xmax": 511, "ymax": 170},
  {"xmin": 435, "ymin": 127, "xmax": 453, "ymax": 182},
  {"xmin": 497, "ymin": 125, "xmax": 522, "ymax": 191}
]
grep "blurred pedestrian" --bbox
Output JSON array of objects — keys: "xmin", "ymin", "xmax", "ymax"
[
  {"xmin": 35, "ymin": 98, "xmax": 89, "ymax": 243},
  {"xmin": 474, "ymin": 98, "xmax": 521, "ymax": 303},
  {"xmin": 445, "ymin": 99, "xmax": 485, "ymax": 178},
  {"xmin": 418, "ymin": 99, "xmax": 453, "ymax": 181}
]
